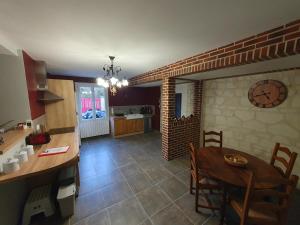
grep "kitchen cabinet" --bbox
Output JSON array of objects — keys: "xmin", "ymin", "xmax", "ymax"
[
  {"xmin": 45, "ymin": 79, "xmax": 76, "ymax": 133},
  {"xmin": 111, "ymin": 117, "xmax": 144, "ymax": 137}
]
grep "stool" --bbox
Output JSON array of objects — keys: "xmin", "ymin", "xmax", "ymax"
[{"xmin": 22, "ymin": 185, "xmax": 55, "ymax": 225}]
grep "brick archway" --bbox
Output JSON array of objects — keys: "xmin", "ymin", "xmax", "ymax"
[{"xmin": 130, "ymin": 19, "xmax": 300, "ymax": 160}]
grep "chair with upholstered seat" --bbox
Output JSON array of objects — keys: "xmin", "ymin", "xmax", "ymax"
[
  {"xmin": 227, "ymin": 171, "xmax": 298, "ymax": 225},
  {"xmin": 203, "ymin": 130, "xmax": 223, "ymax": 148},
  {"xmin": 189, "ymin": 143, "xmax": 223, "ymax": 213},
  {"xmin": 270, "ymin": 143, "xmax": 297, "ymax": 178}
]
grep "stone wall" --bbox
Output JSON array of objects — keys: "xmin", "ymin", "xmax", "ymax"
[{"xmin": 202, "ymin": 69, "xmax": 300, "ymax": 184}]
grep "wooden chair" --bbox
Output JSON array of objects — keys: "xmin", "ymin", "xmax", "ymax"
[
  {"xmin": 203, "ymin": 130, "xmax": 223, "ymax": 148},
  {"xmin": 270, "ymin": 143, "xmax": 298, "ymax": 178},
  {"xmin": 228, "ymin": 171, "xmax": 299, "ymax": 225},
  {"xmin": 189, "ymin": 143, "xmax": 223, "ymax": 213}
]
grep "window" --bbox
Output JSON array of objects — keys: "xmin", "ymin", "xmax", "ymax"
[
  {"xmin": 80, "ymin": 87, "xmax": 94, "ymax": 120},
  {"xmin": 79, "ymin": 86, "xmax": 107, "ymax": 120},
  {"xmin": 94, "ymin": 87, "xmax": 107, "ymax": 119}
]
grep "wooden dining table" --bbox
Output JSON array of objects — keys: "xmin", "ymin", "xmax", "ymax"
[
  {"xmin": 198, "ymin": 147, "xmax": 284, "ymax": 189},
  {"xmin": 198, "ymin": 147, "xmax": 285, "ymax": 225}
]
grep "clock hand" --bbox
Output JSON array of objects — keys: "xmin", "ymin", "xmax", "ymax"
[
  {"xmin": 253, "ymin": 92, "xmax": 271, "ymax": 97},
  {"xmin": 253, "ymin": 93, "xmax": 266, "ymax": 97},
  {"xmin": 264, "ymin": 93, "xmax": 270, "ymax": 100}
]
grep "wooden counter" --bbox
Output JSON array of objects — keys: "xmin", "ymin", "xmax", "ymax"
[
  {"xmin": 0, "ymin": 131, "xmax": 79, "ymax": 184},
  {"xmin": 110, "ymin": 117, "xmax": 144, "ymax": 138},
  {"xmin": 0, "ymin": 129, "xmax": 33, "ymax": 155}
]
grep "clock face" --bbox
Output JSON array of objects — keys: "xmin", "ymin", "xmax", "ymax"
[{"xmin": 248, "ymin": 80, "xmax": 287, "ymax": 108}]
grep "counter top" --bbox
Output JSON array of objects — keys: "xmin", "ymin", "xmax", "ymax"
[
  {"xmin": 110, "ymin": 114, "xmax": 153, "ymax": 119},
  {"xmin": 0, "ymin": 131, "xmax": 79, "ymax": 184},
  {"xmin": 0, "ymin": 129, "xmax": 33, "ymax": 155}
]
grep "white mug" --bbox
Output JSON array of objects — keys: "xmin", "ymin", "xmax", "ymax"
[
  {"xmin": 23, "ymin": 145, "xmax": 34, "ymax": 156},
  {"xmin": 3, "ymin": 158, "xmax": 20, "ymax": 173},
  {"xmin": 15, "ymin": 151, "xmax": 28, "ymax": 164}
]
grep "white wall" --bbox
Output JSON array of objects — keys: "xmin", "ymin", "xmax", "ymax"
[
  {"xmin": 0, "ymin": 51, "xmax": 31, "ymax": 225},
  {"xmin": 175, "ymin": 83, "xmax": 194, "ymax": 117},
  {"xmin": 0, "ymin": 52, "xmax": 31, "ymax": 126}
]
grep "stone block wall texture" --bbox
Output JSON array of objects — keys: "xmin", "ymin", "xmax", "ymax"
[{"xmin": 202, "ymin": 69, "xmax": 300, "ymax": 185}]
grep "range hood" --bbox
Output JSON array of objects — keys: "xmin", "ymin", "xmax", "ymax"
[{"xmin": 35, "ymin": 61, "xmax": 64, "ymax": 102}]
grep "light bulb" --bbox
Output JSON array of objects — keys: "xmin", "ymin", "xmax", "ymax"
[
  {"xmin": 103, "ymin": 81, "xmax": 109, "ymax": 88},
  {"xmin": 116, "ymin": 81, "xmax": 122, "ymax": 88},
  {"xmin": 110, "ymin": 77, "xmax": 118, "ymax": 85},
  {"xmin": 122, "ymin": 79, "xmax": 129, "ymax": 86},
  {"xmin": 97, "ymin": 77, "xmax": 105, "ymax": 86}
]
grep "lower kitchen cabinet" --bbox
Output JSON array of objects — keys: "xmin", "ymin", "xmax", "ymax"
[{"xmin": 111, "ymin": 117, "xmax": 144, "ymax": 137}]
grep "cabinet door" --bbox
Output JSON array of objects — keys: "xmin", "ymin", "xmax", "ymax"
[
  {"xmin": 46, "ymin": 79, "xmax": 76, "ymax": 130},
  {"xmin": 136, "ymin": 119, "xmax": 144, "ymax": 132},
  {"xmin": 126, "ymin": 120, "xmax": 135, "ymax": 133},
  {"xmin": 115, "ymin": 119, "xmax": 126, "ymax": 136}
]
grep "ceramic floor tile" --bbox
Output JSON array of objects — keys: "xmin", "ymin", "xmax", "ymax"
[
  {"xmin": 120, "ymin": 163, "xmax": 144, "ymax": 178},
  {"xmin": 158, "ymin": 177, "xmax": 188, "ymax": 201},
  {"xmin": 126, "ymin": 172, "xmax": 153, "ymax": 194},
  {"xmin": 85, "ymin": 209, "xmax": 110, "ymax": 225},
  {"xmin": 175, "ymin": 193, "xmax": 208, "ymax": 224},
  {"xmin": 108, "ymin": 197, "xmax": 147, "ymax": 225},
  {"xmin": 151, "ymin": 204, "xmax": 193, "ymax": 225},
  {"xmin": 137, "ymin": 186, "xmax": 171, "ymax": 217},
  {"xmin": 143, "ymin": 165, "xmax": 172, "ymax": 184},
  {"xmin": 174, "ymin": 169, "xmax": 190, "ymax": 186},
  {"xmin": 101, "ymin": 180, "xmax": 134, "ymax": 207},
  {"xmin": 73, "ymin": 190, "xmax": 105, "ymax": 222}
]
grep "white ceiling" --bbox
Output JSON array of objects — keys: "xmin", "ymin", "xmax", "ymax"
[{"xmin": 0, "ymin": 0, "xmax": 299, "ymax": 78}]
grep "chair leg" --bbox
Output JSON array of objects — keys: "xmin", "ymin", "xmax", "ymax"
[
  {"xmin": 190, "ymin": 174, "xmax": 193, "ymax": 194},
  {"xmin": 220, "ymin": 185, "xmax": 227, "ymax": 225},
  {"xmin": 195, "ymin": 182, "xmax": 199, "ymax": 213}
]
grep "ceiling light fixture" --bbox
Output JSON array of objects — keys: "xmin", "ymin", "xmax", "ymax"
[{"xmin": 97, "ymin": 56, "xmax": 128, "ymax": 96}]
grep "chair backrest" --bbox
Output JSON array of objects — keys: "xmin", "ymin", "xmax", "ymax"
[
  {"xmin": 203, "ymin": 130, "xmax": 223, "ymax": 148},
  {"xmin": 239, "ymin": 173, "xmax": 299, "ymax": 225},
  {"xmin": 270, "ymin": 143, "xmax": 298, "ymax": 178},
  {"xmin": 189, "ymin": 143, "xmax": 199, "ymax": 181}
]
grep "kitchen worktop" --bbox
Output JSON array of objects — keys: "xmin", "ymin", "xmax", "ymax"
[
  {"xmin": 0, "ymin": 131, "xmax": 79, "ymax": 184},
  {"xmin": 0, "ymin": 129, "xmax": 33, "ymax": 155}
]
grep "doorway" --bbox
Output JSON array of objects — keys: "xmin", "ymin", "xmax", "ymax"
[
  {"xmin": 175, "ymin": 93, "xmax": 182, "ymax": 118},
  {"xmin": 76, "ymin": 83, "xmax": 110, "ymax": 138}
]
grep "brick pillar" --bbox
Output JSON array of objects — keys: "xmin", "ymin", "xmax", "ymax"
[
  {"xmin": 192, "ymin": 80, "xmax": 203, "ymax": 149},
  {"xmin": 161, "ymin": 77, "xmax": 175, "ymax": 160}
]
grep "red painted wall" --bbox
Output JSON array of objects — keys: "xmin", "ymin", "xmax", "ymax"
[
  {"xmin": 47, "ymin": 74, "xmax": 161, "ymax": 130},
  {"xmin": 109, "ymin": 87, "xmax": 161, "ymax": 130},
  {"xmin": 23, "ymin": 51, "xmax": 45, "ymax": 119}
]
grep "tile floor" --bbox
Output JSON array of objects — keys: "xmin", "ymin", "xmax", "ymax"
[
  {"xmin": 72, "ymin": 131, "xmax": 221, "ymax": 225},
  {"xmin": 70, "ymin": 131, "xmax": 299, "ymax": 225}
]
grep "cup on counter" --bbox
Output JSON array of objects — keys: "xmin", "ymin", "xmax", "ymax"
[
  {"xmin": 23, "ymin": 145, "xmax": 34, "ymax": 156},
  {"xmin": 15, "ymin": 151, "xmax": 28, "ymax": 164},
  {"xmin": 3, "ymin": 158, "xmax": 20, "ymax": 173}
]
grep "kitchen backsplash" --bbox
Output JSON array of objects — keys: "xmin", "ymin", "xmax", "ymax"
[{"xmin": 110, "ymin": 105, "xmax": 155, "ymax": 116}]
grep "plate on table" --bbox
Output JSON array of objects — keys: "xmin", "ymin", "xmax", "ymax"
[{"xmin": 224, "ymin": 154, "xmax": 248, "ymax": 167}]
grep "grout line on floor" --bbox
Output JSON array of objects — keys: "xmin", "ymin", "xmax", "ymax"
[{"xmin": 119, "ymin": 167, "xmax": 155, "ymax": 225}]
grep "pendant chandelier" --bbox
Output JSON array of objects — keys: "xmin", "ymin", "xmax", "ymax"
[{"xmin": 96, "ymin": 56, "xmax": 129, "ymax": 96}]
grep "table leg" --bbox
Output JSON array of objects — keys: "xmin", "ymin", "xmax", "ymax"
[{"xmin": 220, "ymin": 184, "xmax": 227, "ymax": 225}]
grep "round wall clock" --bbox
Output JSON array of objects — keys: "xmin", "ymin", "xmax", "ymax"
[{"xmin": 248, "ymin": 80, "xmax": 287, "ymax": 108}]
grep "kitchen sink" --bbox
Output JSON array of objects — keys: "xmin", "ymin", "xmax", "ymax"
[{"xmin": 125, "ymin": 114, "xmax": 144, "ymax": 120}]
